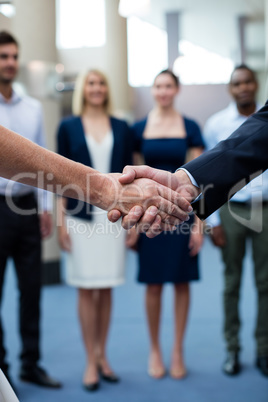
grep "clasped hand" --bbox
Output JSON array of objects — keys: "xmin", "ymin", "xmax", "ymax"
[{"xmin": 105, "ymin": 165, "xmax": 200, "ymax": 238}]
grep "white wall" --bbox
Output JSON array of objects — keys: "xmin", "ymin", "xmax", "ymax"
[
  {"xmin": 58, "ymin": 0, "xmax": 130, "ymax": 114},
  {"xmin": 131, "ymin": 84, "xmax": 231, "ymax": 129}
]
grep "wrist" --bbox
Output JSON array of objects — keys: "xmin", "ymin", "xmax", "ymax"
[
  {"xmin": 173, "ymin": 169, "xmax": 200, "ymax": 202},
  {"xmin": 90, "ymin": 173, "xmax": 121, "ymax": 211},
  {"xmin": 88, "ymin": 171, "xmax": 107, "ymax": 208}
]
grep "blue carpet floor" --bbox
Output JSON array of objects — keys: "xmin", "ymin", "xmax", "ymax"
[{"xmin": 1, "ymin": 236, "xmax": 268, "ymax": 402}]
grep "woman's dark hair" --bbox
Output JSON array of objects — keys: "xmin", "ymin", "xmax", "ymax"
[
  {"xmin": 0, "ymin": 31, "xmax": 19, "ymax": 47},
  {"xmin": 154, "ymin": 69, "xmax": 179, "ymax": 87}
]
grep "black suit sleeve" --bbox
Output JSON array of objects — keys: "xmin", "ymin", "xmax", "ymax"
[{"xmin": 182, "ymin": 102, "xmax": 268, "ymax": 219}]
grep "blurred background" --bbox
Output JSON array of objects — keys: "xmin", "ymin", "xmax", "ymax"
[
  {"xmin": 1, "ymin": 2, "xmax": 268, "ymax": 401},
  {"xmin": 0, "ymin": 0, "xmax": 267, "ymax": 280}
]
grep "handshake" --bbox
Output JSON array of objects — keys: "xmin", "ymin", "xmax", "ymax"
[
  {"xmin": 0, "ymin": 125, "xmax": 200, "ymax": 237},
  {"xmin": 98, "ymin": 165, "xmax": 200, "ymax": 238}
]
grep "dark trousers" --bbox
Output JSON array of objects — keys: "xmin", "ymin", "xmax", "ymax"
[
  {"xmin": 220, "ymin": 203, "xmax": 268, "ymax": 356},
  {"xmin": 0, "ymin": 193, "xmax": 41, "ymax": 370}
]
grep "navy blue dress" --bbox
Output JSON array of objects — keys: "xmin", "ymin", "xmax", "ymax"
[{"xmin": 132, "ymin": 117, "xmax": 204, "ymax": 284}]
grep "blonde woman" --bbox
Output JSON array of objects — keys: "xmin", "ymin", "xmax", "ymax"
[{"xmin": 57, "ymin": 70, "xmax": 133, "ymax": 391}]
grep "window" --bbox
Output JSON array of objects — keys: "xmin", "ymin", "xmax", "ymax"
[
  {"xmin": 173, "ymin": 40, "xmax": 234, "ymax": 85},
  {"xmin": 56, "ymin": 0, "xmax": 106, "ymax": 49},
  {"xmin": 127, "ymin": 16, "xmax": 168, "ymax": 87}
]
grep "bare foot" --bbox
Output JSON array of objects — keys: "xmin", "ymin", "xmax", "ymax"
[
  {"xmin": 148, "ymin": 350, "xmax": 166, "ymax": 379},
  {"xmin": 83, "ymin": 363, "xmax": 98, "ymax": 386},
  {"xmin": 170, "ymin": 352, "xmax": 187, "ymax": 379}
]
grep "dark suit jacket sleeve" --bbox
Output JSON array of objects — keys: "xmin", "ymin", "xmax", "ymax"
[
  {"xmin": 181, "ymin": 101, "xmax": 268, "ymax": 219},
  {"xmin": 122, "ymin": 121, "xmax": 134, "ymax": 167},
  {"xmin": 57, "ymin": 120, "xmax": 70, "ymax": 158}
]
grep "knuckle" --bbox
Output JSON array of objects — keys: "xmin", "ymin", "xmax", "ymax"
[
  {"xmin": 159, "ymin": 212, "xmax": 168, "ymax": 222},
  {"xmin": 170, "ymin": 203, "xmax": 178, "ymax": 216}
]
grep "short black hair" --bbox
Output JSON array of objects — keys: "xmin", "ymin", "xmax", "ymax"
[
  {"xmin": 230, "ymin": 64, "xmax": 257, "ymax": 82},
  {"xmin": 0, "ymin": 31, "xmax": 19, "ymax": 47},
  {"xmin": 155, "ymin": 69, "xmax": 179, "ymax": 87}
]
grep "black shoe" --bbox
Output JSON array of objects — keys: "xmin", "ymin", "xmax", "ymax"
[
  {"xmin": 222, "ymin": 352, "xmax": 241, "ymax": 375},
  {"xmin": 19, "ymin": 364, "xmax": 62, "ymax": 388},
  {"xmin": 83, "ymin": 382, "xmax": 100, "ymax": 392},
  {"xmin": 256, "ymin": 356, "xmax": 268, "ymax": 377},
  {"xmin": 98, "ymin": 366, "xmax": 120, "ymax": 383}
]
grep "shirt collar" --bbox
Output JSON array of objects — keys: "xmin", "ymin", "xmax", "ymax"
[
  {"xmin": 0, "ymin": 88, "xmax": 22, "ymax": 105},
  {"xmin": 227, "ymin": 101, "xmax": 261, "ymax": 120}
]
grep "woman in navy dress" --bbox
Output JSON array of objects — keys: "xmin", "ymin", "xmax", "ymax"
[{"xmin": 127, "ymin": 70, "xmax": 204, "ymax": 379}]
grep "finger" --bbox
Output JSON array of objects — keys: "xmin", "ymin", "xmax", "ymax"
[
  {"xmin": 135, "ymin": 206, "xmax": 159, "ymax": 234},
  {"xmin": 121, "ymin": 205, "xmax": 144, "ymax": 230},
  {"xmin": 157, "ymin": 198, "xmax": 192, "ymax": 224},
  {"xmin": 107, "ymin": 209, "xmax": 122, "ymax": 223},
  {"xmin": 145, "ymin": 215, "xmax": 163, "ymax": 238},
  {"xmin": 119, "ymin": 165, "xmax": 158, "ymax": 184},
  {"xmin": 158, "ymin": 185, "xmax": 193, "ymax": 211},
  {"xmin": 144, "ymin": 216, "xmax": 178, "ymax": 238},
  {"xmin": 118, "ymin": 166, "xmax": 137, "ymax": 184},
  {"xmin": 157, "ymin": 210, "xmax": 187, "ymax": 226}
]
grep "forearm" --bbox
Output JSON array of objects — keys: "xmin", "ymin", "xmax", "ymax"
[
  {"xmin": 0, "ymin": 125, "xmax": 108, "ymax": 208},
  {"xmin": 173, "ymin": 169, "xmax": 200, "ymax": 202},
  {"xmin": 182, "ymin": 104, "xmax": 268, "ymax": 217}
]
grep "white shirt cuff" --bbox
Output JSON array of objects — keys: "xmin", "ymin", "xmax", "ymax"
[
  {"xmin": 177, "ymin": 168, "xmax": 202, "ymax": 202},
  {"xmin": 178, "ymin": 168, "xmax": 199, "ymax": 188}
]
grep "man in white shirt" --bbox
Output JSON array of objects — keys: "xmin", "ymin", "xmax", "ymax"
[
  {"xmin": 0, "ymin": 31, "xmax": 61, "ymax": 390},
  {"xmin": 204, "ymin": 65, "xmax": 268, "ymax": 377}
]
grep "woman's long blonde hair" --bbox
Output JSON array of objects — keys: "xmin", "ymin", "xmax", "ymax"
[{"xmin": 72, "ymin": 69, "xmax": 113, "ymax": 116}]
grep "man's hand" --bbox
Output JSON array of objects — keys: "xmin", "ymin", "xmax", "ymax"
[
  {"xmin": 107, "ymin": 166, "xmax": 199, "ymax": 237},
  {"xmin": 39, "ymin": 211, "xmax": 53, "ymax": 239},
  {"xmin": 58, "ymin": 224, "xmax": 72, "ymax": 252},
  {"xmin": 209, "ymin": 225, "xmax": 226, "ymax": 248},
  {"xmin": 100, "ymin": 172, "xmax": 193, "ymax": 233}
]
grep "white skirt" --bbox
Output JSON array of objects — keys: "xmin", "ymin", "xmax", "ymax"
[{"xmin": 65, "ymin": 211, "xmax": 126, "ymax": 289}]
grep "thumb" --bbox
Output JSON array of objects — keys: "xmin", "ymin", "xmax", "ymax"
[
  {"xmin": 107, "ymin": 209, "xmax": 122, "ymax": 222},
  {"xmin": 118, "ymin": 166, "xmax": 137, "ymax": 184},
  {"xmin": 119, "ymin": 165, "xmax": 157, "ymax": 184}
]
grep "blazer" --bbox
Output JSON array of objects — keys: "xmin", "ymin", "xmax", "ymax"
[
  {"xmin": 57, "ymin": 115, "xmax": 133, "ymax": 221},
  {"xmin": 182, "ymin": 101, "xmax": 268, "ymax": 219}
]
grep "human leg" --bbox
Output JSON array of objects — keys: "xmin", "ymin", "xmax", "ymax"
[
  {"xmin": 13, "ymin": 211, "xmax": 41, "ymax": 367},
  {"xmin": 220, "ymin": 204, "xmax": 249, "ymax": 375},
  {"xmin": 78, "ymin": 288, "xmax": 99, "ymax": 388},
  {"xmin": 220, "ymin": 204, "xmax": 248, "ymax": 354},
  {"xmin": 0, "ymin": 199, "xmax": 16, "ymax": 373},
  {"xmin": 170, "ymin": 283, "xmax": 189, "ymax": 379},
  {"xmin": 13, "ymin": 196, "xmax": 61, "ymax": 387},
  {"xmin": 146, "ymin": 284, "xmax": 165, "ymax": 378},
  {"xmin": 96, "ymin": 288, "xmax": 119, "ymax": 382},
  {"xmin": 251, "ymin": 205, "xmax": 268, "ymax": 374}
]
